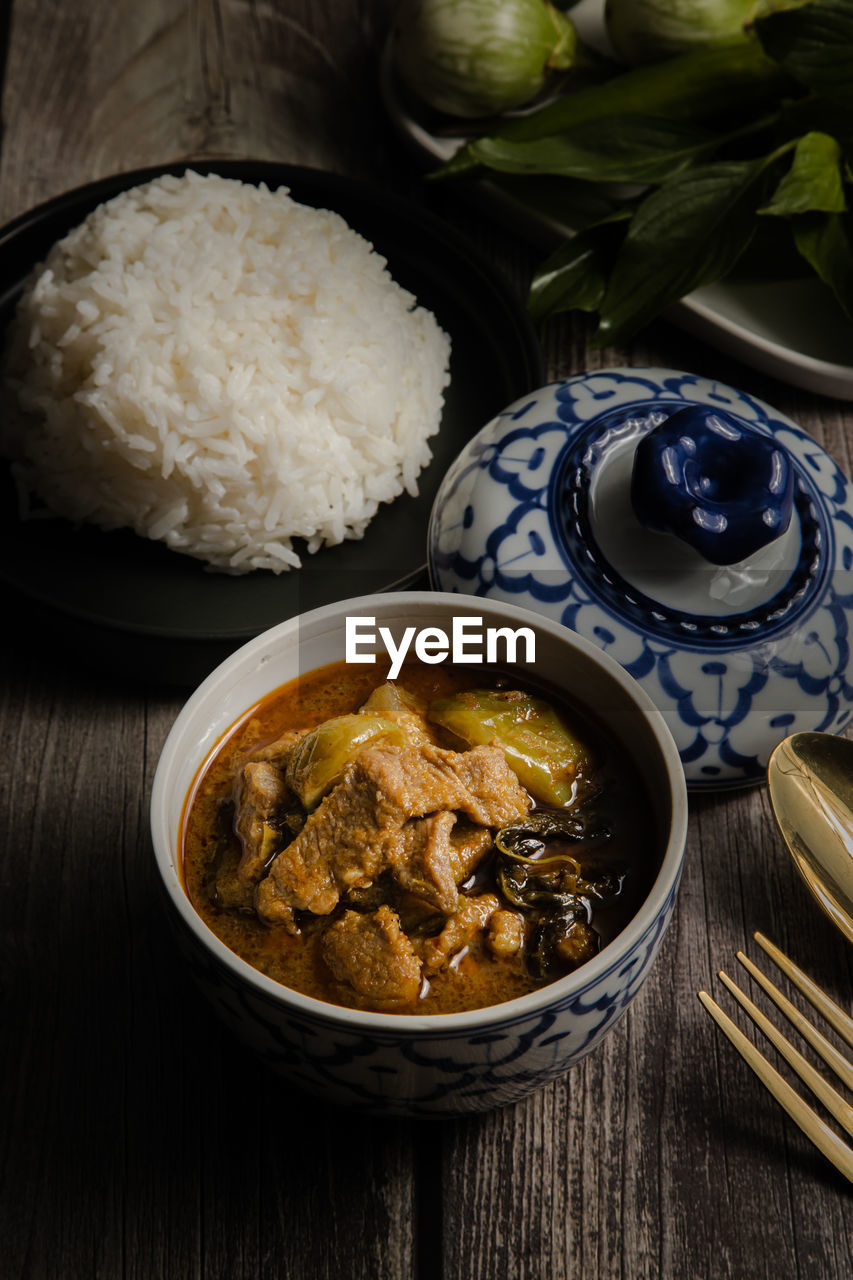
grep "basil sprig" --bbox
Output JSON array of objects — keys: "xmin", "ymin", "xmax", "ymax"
[
  {"xmin": 596, "ymin": 152, "xmax": 789, "ymax": 343},
  {"xmin": 436, "ymin": 0, "xmax": 853, "ymax": 342},
  {"xmin": 759, "ymin": 131, "xmax": 847, "ymax": 215}
]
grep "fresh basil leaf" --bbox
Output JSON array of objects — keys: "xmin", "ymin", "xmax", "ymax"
[
  {"xmin": 792, "ymin": 210, "xmax": 853, "ymax": 317},
  {"xmin": 506, "ymin": 40, "xmax": 786, "ymax": 138},
  {"xmin": 756, "ymin": 0, "xmax": 853, "ymax": 108},
  {"xmin": 433, "ymin": 40, "xmax": 786, "ymax": 181},
  {"xmin": 759, "ymin": 131, "xmax": 847, "ymax": 214},
  {"xmin": 528, "ymin": 212, "xmax": 632, "ymax": 322},
  {"xmin": 594, "ymin": 154, "xmax": 784, "ymax": 345},
  {"xmin": 486, "ymin": 172, "xmax": 616, "ymax": 232},
  {"xmin": 435, "ymin": 143, "xmax": 482, "ymax": 180},
  {"xmin": 464, "ymin": 116, "xmax": 723, "ymax": 185}
]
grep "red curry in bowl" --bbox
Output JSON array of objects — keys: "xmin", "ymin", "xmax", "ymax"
[{"xmin": 181, "ymin": 659, "xmax": 657, "ymax": 1015}]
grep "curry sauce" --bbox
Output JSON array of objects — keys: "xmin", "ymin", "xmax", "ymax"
[{"xmin": 181, "ymin": 660, "xmax": 657, "ymax": 1015}]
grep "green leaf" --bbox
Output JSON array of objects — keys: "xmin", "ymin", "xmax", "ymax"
[
  {"xmin": 434, "ymin": 40, "xmax": 786, "ymax": 178},
  {"xmin": 434, "ymin": 143, "xmax": 482, "ymax": 180},
  {"xmin": 502, "ymin": 39, "xmax": 786, "ymax": 137},
  {"xmin": 792, "ymin": 210, "xmax": 853, "ymax": 317},
  {"xmin": 465, "ymin": 115, "xmax": 722, "ymax": 185},
  {"xmin": 486, "ymin": 172, "xmax": 616, "ymax": 232},
  {"xmin": 756, "ymin": 0, "xmax": 853, "ymax": 108},
  {"xmin": 594, "ymin": 153, "xmax": 784, "ymax": 345},
  {"xmin": 528, "ymin": 211, "xmax": 632, "ymax": 322},
  {"xmin": 760, "ymin": 131, "xmax": 847, "ymax": 214}
]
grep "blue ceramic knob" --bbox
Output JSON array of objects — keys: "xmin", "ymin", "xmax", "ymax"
[
  {"xmin": 428, "ymin": 368, "xmax": 853, "ymax": 791},
  {"xmin": 630, "ymin": 405, "xmax": 794, "ymax": 565}
]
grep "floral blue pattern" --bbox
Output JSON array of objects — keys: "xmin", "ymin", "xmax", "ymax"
[
  {"xmin": 429, "ymin": 368, "xmax": 853, "ymax": 789},
  {"xmin": 168, "ymin": 875, "xmax": 679, "ymax": 1114}
]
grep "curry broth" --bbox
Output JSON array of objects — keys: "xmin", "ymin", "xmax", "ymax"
[{"xmin": 181, "ymin": 659, "xmax": 658, "ymax": 1015}]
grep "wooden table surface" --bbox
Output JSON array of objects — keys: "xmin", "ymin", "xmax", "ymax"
[{"xmin": 2, "ymin": 2, "xmax": 852, "ymax": 1277}]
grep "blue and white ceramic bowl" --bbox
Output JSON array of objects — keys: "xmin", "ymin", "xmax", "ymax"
[
  {"xmin": 429, "ymin": 368, "xmax": 853, "ymax": 790},
  {"xmin": 150, "ymin": 591, "xmax": 687, "ymax": 1115}
]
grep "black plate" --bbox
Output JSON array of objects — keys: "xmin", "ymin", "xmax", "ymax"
[{"xmin": 0, "ymin": 161, "xmax": 543, "ymax": 684}]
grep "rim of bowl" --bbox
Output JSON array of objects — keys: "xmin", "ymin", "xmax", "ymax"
[{"xmin": 151, "ymin": 590, "xmax": 688, "ymax": 1034}]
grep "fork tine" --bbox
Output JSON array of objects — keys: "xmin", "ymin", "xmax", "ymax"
[
  {"xmin": 718, "ymin": 969, "xmax": 853, "ymax": 1139},
  {"xmin": 698, "ymin": 990, "xmax": 853, "ymax": 1182},
  {"xmin": 754, "ymin": 932, "xmax": 853, "ymax": 1051},
  {"xmin": 736, "ymin": 950, "xmax": 853, "ymax": 1094}
]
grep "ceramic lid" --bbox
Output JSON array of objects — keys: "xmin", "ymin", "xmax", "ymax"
[{"xmin": 428, "ymin": 367, "xmax": 853, "ymax": 790}]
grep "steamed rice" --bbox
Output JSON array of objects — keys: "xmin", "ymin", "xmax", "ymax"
[{"xmin": 0, "ymin": 171, "xmax": 452, "ymax": 573}]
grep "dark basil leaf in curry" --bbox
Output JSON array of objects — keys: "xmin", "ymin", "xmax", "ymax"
[
  {"xmin": 527, "ymin": 911, "xmax": 599, "ymax": 979},
  {"xmin": 494, "ymin": 809, "xmax": 621, "ymax": 976}
]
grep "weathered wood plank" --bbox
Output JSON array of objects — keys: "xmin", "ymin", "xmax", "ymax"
[
  {"xmin": 0, "ymin": 650, "xmax": 419, "ymax": 1280},
  {"xmin": 3, "ymin": 1, "xmax": 853, "ymax": 1278},
  {"xmin": 0, "ymin": 0, "xmax": 417, "ymax": 1276},
  {"xmin": 0, "ymin": 0, "xmax": 398, "ymax": 223}
]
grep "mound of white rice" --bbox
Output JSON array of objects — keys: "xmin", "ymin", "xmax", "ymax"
[{"xmin": 1, "ymin": 171, "xmax": 451, "ymax": 573}]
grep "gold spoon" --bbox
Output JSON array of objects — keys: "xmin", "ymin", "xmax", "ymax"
[{"xmin": 768, "ymin": 732, "xmax": 853, "ymax": 945}]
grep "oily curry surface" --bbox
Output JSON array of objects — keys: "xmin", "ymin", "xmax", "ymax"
[{"xmin": 182, "ymin": 660, "xmax": 658, "ymax": 1015}]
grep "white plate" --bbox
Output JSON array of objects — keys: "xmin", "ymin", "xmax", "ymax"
[{"xmin": 382, "ymin": 0, "xmax": 853, "ymax": 401}]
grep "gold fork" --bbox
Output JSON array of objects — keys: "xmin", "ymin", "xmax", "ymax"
[{"xmin": 698, "ymin": 932, "xmax": 853, "ymax": 1182}]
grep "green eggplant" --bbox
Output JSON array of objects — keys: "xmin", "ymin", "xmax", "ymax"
[
  {"xmin": 392, "ymin": 0, "xmax": 586, "ymax": 119},
  {"xmin": 285, "ymin": 715, "xmax": 406, "ymax": 810},
  {"xmin": 428, "ymin": 688, "xmax": 593, "ymax": 807}
]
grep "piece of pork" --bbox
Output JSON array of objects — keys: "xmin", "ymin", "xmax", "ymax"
[
  {"xmin": 212, "ymin": 849, "xmax": 257, "ymax": 913},
  {"xmin": 234, "ymin": 761, "xmax": 291, "ymax": 881},
  {"xmin": 448, "ymin": 821, "xmax": 493, "ymax": 885},
  {"xmin": 320, "ymin": 905, "xmax": 422, "ymax": 1006},
  {"xmin": 486, "ymin": 909, "xmax": 526, "ymax": 958},
  {"xmin": 419, "ymin": 894, "xmax": 500, "ymax": 976},
  {"xmin": 256, "ymin": 743, "xmax": 528, "ymax": 921},
  {"xmin": 388, "ymin": 814, "xmax": 493, "ymax": 910},
  {"xmin": 256, "ymin": 763, "xmax": 382, "ymax": 917},
  {"xmin": 360, "ymin": 743, "xmax": 531, "ymax": 829},
  {"xmin": 388, "ymin": 812, "xmax": 459, "ymax": 913},
  {"xmin": 229, "ymin": 759, "xmax": 302, "ymax": 930}
]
